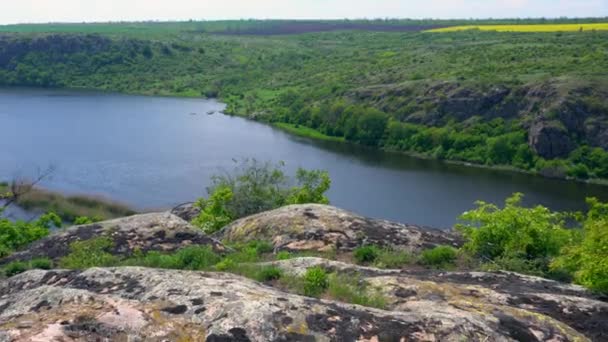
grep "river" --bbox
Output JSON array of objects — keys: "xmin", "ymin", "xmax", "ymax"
[{"xmin": 1, "ymin": 89, "xmax": 606, "ymax": 228}]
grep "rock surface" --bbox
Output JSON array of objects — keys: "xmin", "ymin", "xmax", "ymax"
[
  {"xmin": 0, "ymin": 213, "xmax": 225, "ymax": 265},
  {"xmin": 268, "ymin": 258, "xmax": 608, "ymax": 341},
  {"xmin": 214, "ymin": 204, "xmax": 462, "ymax": 253},
  {"xmin": 0, "ymin": 265, "xmax": 605, "ymax": 341}
]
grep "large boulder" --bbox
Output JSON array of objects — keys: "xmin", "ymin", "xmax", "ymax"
[
  {"xmin": 214, "ymin": 204, "xmax": 462, "ymax": 253},
  {"xmin": 0, "ymin": 266, "xmax": 604, "ymax": 341},
  {"xmin": 0, "ymin": 213, "xmax": 225, "ymax": 265}
]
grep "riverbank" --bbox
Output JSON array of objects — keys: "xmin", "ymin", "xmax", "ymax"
[
  {"xmin": 263, "ymin": 118, "xmax": 608, "ymax": 187},
  {"xmin": 0, "ymin": 183, "xmax": 136, "ymax": 222}
]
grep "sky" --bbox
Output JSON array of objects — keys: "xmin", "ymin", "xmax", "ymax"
[{"xmin": 1, "ymin": 0, "xmax": 607, "ymax": 24}]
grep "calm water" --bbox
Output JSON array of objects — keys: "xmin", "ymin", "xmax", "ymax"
[{"xmin": 1, "ymin": 89, "xmax": 607, "ymax": 228}]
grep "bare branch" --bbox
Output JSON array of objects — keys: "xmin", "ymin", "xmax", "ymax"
[{"xmin": 1, "ymin": 165, "xmax": 56, "ymax": 211}]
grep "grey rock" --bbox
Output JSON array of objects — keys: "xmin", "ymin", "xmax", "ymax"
[
  {"xmin": 214, "ymin": 204, "xmax": 462, "ymax": 253},
  {"xmin": 0, "ymin": 212, "xmax": 225, "ymax": 265},
  {"xmin": 0, "ymin": 266, "xmax": 602, "ymax": 341}
]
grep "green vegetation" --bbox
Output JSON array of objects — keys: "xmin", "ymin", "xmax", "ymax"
[
  {"xmin": 0, "ymin": 210, "xmax": 60, "ymax": 257},
  {"xmin": 1, "ymin": 23, "xmax": 607, "ymax": 180},
  {"xmin": 552, "ymin": 198, "xmax": 608, "ymax": 293},
  {"xmin": 457, "ymin": 193, "xmax": 574, "ymax": 277},
  {"xmin": 58, "ymin": 236, "xmax": 119, "ymax": 269},
  {"xmin": 326, "ymin": 273, "xmax": 387, "ymax": 309},
  {"xmin": 192, "ymin": 160, "xmax": 330, "ymax": 233},
  {"xmin": 353, "ymin": 245, "xmax": 380, "ymax": 264},
  {"xmin": 273, "ymin": 123, "xmax": 345, "ymax": 142},
  {"xmin": 353, "ymin": 245, "xmax": 414, "ymax": 269},
  {"xmin": 456, "ymin": 193, "xmax": 608, "ymax": 294},
  {"xmin": 3, "ymin": 258, "xmax": 53, "ymax": 277},
  {"xmin": 0, "ymin": 183, "xmax": 135, "ymax": 223},
  {"xmin": 302, "ymin": 266, "xmax": 329, "ymax": 297},
  {"xmin": 419, "ymin": 246, "xmax": 458, "ymax": 269}
]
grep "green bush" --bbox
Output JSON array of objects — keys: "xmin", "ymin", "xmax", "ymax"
[
  {"xmin": 255, "ymin": 266, "xmax": 283, "ymax": 282},
  {"xmin": 4, "ymin": 261, "xmax": 28, "ymax": 277},
  {"xmin": 276, "ymin": 251, "xmax": 292, "ymax": 260},
  {"xmin": 30, "ymin": 258, "xmax": 53, "ymax": 270},
  {"xmin": 420, "ymin": 246, "xmax": 458, "ymax": 268},
  {"xmin": 175, "ymin": 246, "xmax": 222, "ymax": 270},
  {"xmin": 214, "ymin": 258, "xmax": 238, "ymax": 272},
  {"xmin": 552, "ymin": 198, "xmax": 608, "ymax": 294},
  {"xmin": 192, "ymin": 160, "xmax": 331, "ymax": 233},
  {"xmin": 456, "ymin": 193, "xmax": 573, "ymax": 275},
  {"xmin": 353, "ymin": 245, "xmax": 381, "ymax": 264},
  {"xmin": 303, "ymin": 266, "xmax": 329, "ymax": 297},
  {"xmin": 59, "ymin": 237, "xmax": 119, "ymax": 269},
  {"xmin": 0, "ymin": 212, "xmax": 61, "ymax": 257}
]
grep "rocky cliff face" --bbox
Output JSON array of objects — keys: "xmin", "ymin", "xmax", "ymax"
[
  {"xmin": 352, "ymin": 79, "xmax": 608, "ymax": 159},
  {"xmin": 0, "ymin": 205, "xmax": 606, "ymax": 341}
]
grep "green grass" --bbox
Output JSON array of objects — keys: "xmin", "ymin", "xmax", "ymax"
[
  {"xmin": 3, "ymin": 258, "xmax": 53, "ymax": 277},
  {"xmin": 273, "ymin": 123, "xmax": 345, "ymax": 142},
  {"xmin": 420, "ymin": 245, "xmax": 459, "ymax": 269}
]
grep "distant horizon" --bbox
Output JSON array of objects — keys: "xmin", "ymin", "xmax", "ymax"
[
  {"xmin": 3, "ymin": 0, "xmax": 607, "ymax": 25},
  {"xmin": 3, "ymin": 16, "xmax": 608, "ymax": 27}
]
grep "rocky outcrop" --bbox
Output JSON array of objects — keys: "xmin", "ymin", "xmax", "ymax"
[
  {"xmin": 0, "ymin": 265, "xmax": 605, "ymax": 341},
  {"xmin": 0, "ymin": 213, "xmax": 225, "ymax": 265},
  {"xmin": 0, "ymin": 207, "xmax": 606, "ymax": 340},
  {"xmin": 214, "ymin": 204, "xmax": 462, "ymax": 253},
  {"xmin": 170, "ymin": 202, "xmax": 201, "ymax": 222},
  {"xmin": 528, "ymin": 121, "xmax": 575, "ymax": 159},
  {"xmin": 268, "ymin": 258, "xmax": 608, "ymax": 341}
]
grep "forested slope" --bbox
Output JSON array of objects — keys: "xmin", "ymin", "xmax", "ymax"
[{"xmin": 1, "ymin": 22, "xmax": 608, "ymax": 180}]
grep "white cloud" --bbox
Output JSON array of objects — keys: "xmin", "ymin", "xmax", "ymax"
[{"xmin": 0, "ymin": 0, "xmax": 606, "ymax": 24}]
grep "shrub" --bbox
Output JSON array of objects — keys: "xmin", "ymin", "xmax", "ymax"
[
  {"xmin": 552, "ymin": 198, "xmax": 608, "ymax": 294},
  {"xmin": 73, "ymin": 216, "xmax": 102, "ymax": 225},
  {"xmin": 214, "ymin": 258, "xmax": 238, "ymax": 272},
  {"xmin": 420, "ymin": 246, "xmax": 458, "ymax": 268},
  {"xmin": 192, "ymin": 159, "xmax": 331, "ymax": 233},
  {"xmin": 276, "ymin": 251, "xmax": 292, "ymax": 260},
  {"xmin": 255, "ymin": 266, "xmax": 283, "ymax": 282},
  {"xmin": 30, "ymin": 258, "xmax": 53, "ymax": 270},
  {"xmin": 192, "ymin": 185, "xmax": 234, "ymax": 234},
  {"xmin": 4, "ymin": 261, "xmax": 28, "ymax": 277},
  {"xmin": 353, "ymin": 245, "xmax": 381, "ymax": 264},
  {"xmin": 175, "ymin": 246, "xmax": 222, "ymax": 270},
  {"xmin": 303, "ymin": 266, "xmax": 329, "ymax": 297},
  {"xmin": 59, "ymin": 237, "xmax": 119, "ymax": 269},
  {"xmin": 0, "ymin": 212, "xmax": 60, "ymax": 257},
  {"xmin": 456, "ymin": 193, "xmax": 573, "ymax": 275}
]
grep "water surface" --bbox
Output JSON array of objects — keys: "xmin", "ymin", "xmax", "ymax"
[{"xmin": 1, "ymin": 89, "xmax": 606, "ymax": 228}]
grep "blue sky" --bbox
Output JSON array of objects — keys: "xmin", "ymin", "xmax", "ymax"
[{"xmin": 2, "ymin": 0, "xmax": 607, "ymax": 24}]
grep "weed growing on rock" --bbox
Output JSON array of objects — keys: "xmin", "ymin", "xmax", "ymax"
[
  {"xmin": 303, "ymin": 266, "xmax": 329, "ymax": 297},
  {"xmin": 420, "ymin": 246, "xmax": 458, "ymax": 268},
  {"xmin": 3, "ymin": 258, "xmax": 54, "ymax": 277},
  {"xmin": 353, "ymin": 245, "xmax": 380, "ymax": 264}
]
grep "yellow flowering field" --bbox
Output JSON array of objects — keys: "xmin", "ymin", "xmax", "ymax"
[{"xmin": 428, "ymin": 23, "xmax": 608, "ymax": 33}]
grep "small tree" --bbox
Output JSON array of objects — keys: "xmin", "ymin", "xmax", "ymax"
[{"xmin": 192, "ymin": 159, "xmax": 331, "ymax": 234}]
